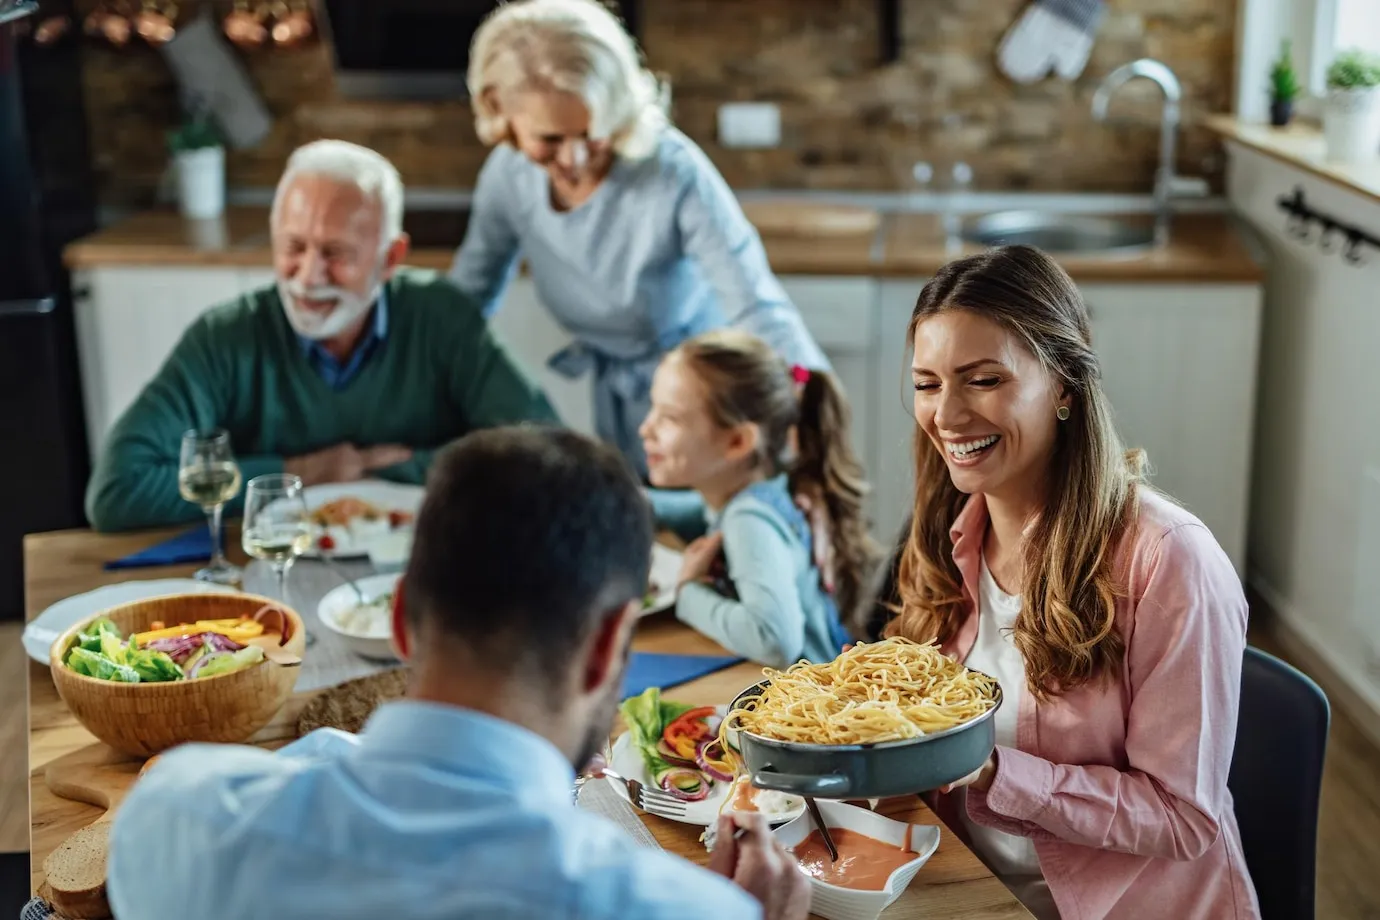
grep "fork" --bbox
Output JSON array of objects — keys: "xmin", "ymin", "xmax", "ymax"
[{"xmin": 596, "ymin": 766, "xmax": 689, "ymax": 819}]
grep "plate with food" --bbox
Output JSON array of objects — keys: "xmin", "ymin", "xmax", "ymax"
[
  {"xmin": 317, "ymin": 573, "xmax": 401, "ymax": 661},
  {"xmin": 610, "ymin": 688, "xmax": 805, "ymax": 826},
  {"xmin": 642, "ymin": 544, "xmax": 683, "ymax": 616},
  {"xmin": 23, "ymin": 579, "xmax": 240, "ymax": 665},
  {"xmin": 301, "ymin": 481, "xmax": 425, "ymax": 559}
]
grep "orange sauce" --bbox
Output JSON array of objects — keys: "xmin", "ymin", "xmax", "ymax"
[
  {"xmin": 790, "ymin": 827, "xmax": 914, "ymax": 891},
  {"xmin": 732, "ymin": 778, "xmax": 758, "ymax": 813}
]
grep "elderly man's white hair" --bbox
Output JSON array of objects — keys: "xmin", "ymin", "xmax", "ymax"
[
  {"xmin": 272, "ymin": 140, "xmax": 404, "ymax": 246},
  {"xmin": 468, "ymin": 0, "xmax": 667, "ymax": 160}
]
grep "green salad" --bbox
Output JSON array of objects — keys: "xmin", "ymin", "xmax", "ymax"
[{"xmin": 63, "ymin": 616, "xmax": 264, "ymax": 683}]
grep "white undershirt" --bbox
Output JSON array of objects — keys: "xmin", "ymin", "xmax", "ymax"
[{"xmin": 961, "ymin": 556, "xmax": 1059, "ymax": 919}]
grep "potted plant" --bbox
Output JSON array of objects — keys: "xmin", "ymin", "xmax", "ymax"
[
  {"xmin": 1269, "ymin": 40, "xmax": 1299, "ymax": 127},
  {"xmin": 1323, "ymin": 48, "xmax": 1380, "ymax": 161},
  {"xmin": 167, "ymin": 100, "xmax": 226, "ymax": 220}
]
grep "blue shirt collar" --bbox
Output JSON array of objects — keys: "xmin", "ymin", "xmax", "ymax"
[
  {"xmin": 356, "ymin": 699, "xmax": 576, "ymax": 803},
  {"xmin": 295, "ymin": 286, "xmax": 390, "ymax": 390}
]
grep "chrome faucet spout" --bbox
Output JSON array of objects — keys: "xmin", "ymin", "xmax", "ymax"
[{"xmin": 1091, "ymin": 59, "xmax": 1184, "ymax": 247}]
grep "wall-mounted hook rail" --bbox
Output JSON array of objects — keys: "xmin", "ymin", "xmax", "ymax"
[{"xmin": 1276, "ymin": 186, "xmax": 1380, "ymax": 267}]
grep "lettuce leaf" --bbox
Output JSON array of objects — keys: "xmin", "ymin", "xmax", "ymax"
[
  {"xmin": 618, "ymin": 688, "xmax": 696, "ymax": 780},
  {"xmin": 65, "ymin": 647, "xmax": 141, "ymax": 683}
]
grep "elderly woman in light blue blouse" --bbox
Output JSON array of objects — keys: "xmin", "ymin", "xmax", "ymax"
[{"xmin": 449, "ymin": 0, "xmax": 828, "ymax": 480}]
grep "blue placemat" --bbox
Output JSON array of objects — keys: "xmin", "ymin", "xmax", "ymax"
[
  {"xmin": 621, "ymin": 652, "xmax": 744, "ymax": 701},
  {"xmin": 105, "ymin": 524, "xmax": 213, "ymax": 570}
]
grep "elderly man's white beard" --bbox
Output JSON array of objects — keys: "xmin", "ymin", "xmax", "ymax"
[{"xmin": 278, "ymin": 277, "xmax": 382, "ymax": 341}]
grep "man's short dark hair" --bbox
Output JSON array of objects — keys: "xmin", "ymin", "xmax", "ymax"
[{"xmin": 403, "ymin": 426, "xmax": 652, "ymax": 678}]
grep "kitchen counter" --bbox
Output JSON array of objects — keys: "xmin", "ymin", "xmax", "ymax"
[
  {"xmin": 1204, "ymin": 114, "xmax": 1380, "ymax": 206},
  {"xmin": 64, "ymin": 204, "xmax": 1263, "ymax": 283}
]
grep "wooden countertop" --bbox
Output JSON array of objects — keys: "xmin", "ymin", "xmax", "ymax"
[
  {"xmin": 1204, "ymin": 113, "xmax": 1380, "ymax": 206},
  {"xmin": 64, "ymin": 204, "xmax": 1264, "ymax": 283},
  {"xmin": 24, "ymin": 527, "xmax": 1031, "ymax": 919}
]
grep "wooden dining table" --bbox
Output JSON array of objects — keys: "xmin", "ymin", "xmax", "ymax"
[{"xmin": 24, "ymin": 524, "xmax": 1032, "ymax": 919}]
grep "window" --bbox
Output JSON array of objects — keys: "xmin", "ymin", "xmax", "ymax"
[{"xmin": 1309, "ymin": 0, "xmax": 1380, "ymax": 94}]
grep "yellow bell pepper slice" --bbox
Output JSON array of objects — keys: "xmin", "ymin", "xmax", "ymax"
[{"xmin": 132, "ymin": 619, "xmax": 265, "ymax": 647}]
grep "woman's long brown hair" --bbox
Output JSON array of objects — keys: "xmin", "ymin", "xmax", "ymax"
[
  {"xmin": 884, "ymin": 246, "xmax": 1145, "ymax": 699},
  {"xmin": 674, "ymin": 330, "xmax": 879, "ymax": 625}
]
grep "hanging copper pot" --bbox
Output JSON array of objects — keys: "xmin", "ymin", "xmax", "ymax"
[
  {"xmin": 269, "ymin": 0, "xmax": 314, "ymax": 47},
  {"xmin": 223, "ymin": 0, "xmax": 268, "ymax": 49},
  {"xmin": 134, "ymin": 0, "xmax": 177, "ymax": 45},
  {"xmin": 84, "ymin": 1, "xmax": 133, "ymax": 46},
  {"xmin": 33, "ymin": 15, "xmax": 72, "ymax": 45}
]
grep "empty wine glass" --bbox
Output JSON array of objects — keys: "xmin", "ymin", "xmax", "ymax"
[
  {"xmin": 178, "ymin": 428, "xmax": 243, "ymax": 585},
  {"xmin": 241, "ymin": 473, "xmax": 312, "ymax": 605}
]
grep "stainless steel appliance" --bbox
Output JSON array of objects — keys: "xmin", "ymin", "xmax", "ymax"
[{"xmin": 0, "ymin": 0, "xmax": 97, "ymax": 622}]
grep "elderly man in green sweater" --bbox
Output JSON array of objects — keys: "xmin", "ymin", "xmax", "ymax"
[{"xmin": 85, "ymin": 140, "xmax": 559, "ymax": 532}]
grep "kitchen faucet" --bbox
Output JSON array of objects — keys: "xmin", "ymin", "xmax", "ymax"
[{"xmin": 1092, "ymin": 59, "xmax": 1201, "ymax": 247}]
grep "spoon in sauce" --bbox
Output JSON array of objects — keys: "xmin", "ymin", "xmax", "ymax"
[{"xmin": 804, "ymin": 796, "xmax": 839, "ymax": 863}]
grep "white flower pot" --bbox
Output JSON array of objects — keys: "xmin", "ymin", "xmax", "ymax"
[
  {"xmin": 1323, "ymin": 87, "xmax": 1380, "ymax": 162},
  {"xmin": 174, "ymin": 146, "xmax": 226, "ymax": 220}
]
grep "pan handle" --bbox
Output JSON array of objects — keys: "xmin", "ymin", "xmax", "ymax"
[{"xmin": 750, "ymin": 770, "xmax": 851, "ymax": 797}]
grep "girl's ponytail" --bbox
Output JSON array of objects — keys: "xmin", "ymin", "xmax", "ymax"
[{"xmin": 788, "ymin": 369, "xmax": 880, "ymax": 630}]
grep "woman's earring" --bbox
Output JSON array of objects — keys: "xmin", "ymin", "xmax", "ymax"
[{"xmin": 1056, "ymin": 405, "xmax": 1071, "ymax": 421}]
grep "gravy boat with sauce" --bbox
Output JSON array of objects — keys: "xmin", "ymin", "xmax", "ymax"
[{"xmin": 771, "ymin": 800, "xmax": 941, "ymax": 920}]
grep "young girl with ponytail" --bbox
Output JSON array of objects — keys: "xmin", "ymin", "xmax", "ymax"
[{"xmin": 639, "ymin": 329, "xmax": 877, "ymax": 667}]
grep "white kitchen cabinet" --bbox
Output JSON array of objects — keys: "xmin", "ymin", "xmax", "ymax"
[
  {"xmin": 73, "ymin": 266, "xmax": 243, "ymax": 463},
  {"xmin": 1082, "ymin": 284, "xmax": 1261, "ymax": 575},
  {"xmin": 871, "ymin": 279, "xmax": 1261, "ymax": 576}
]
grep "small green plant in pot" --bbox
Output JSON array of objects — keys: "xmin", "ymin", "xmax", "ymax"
[
  {"xmin": 168, "ymin": 103, "xmax": 227, "ymax": 220},
  {"xmin": 1323, "ymin": 48, "xmax": 1380, "ymax": 161},
  {"xmin": 1269, "ymin": 40, "xmax": 1299, "ymax": 127}
]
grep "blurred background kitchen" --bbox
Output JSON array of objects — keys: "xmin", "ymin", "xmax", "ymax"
[{"xmin": 2, "ymin": 0, "xmax": 1378, "ymax": 916}]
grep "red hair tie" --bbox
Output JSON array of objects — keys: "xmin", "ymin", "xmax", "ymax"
[{"xmin": 790, "ymin": 364, "xmax": 811, "ymax": 385}]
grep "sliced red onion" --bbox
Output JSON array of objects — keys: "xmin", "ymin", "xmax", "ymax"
[
  {"xmin": 187, "ymin": 651, "xmax": 227, "ymax": 679},
  {"xmin": 695, "ymin": 740, "xmax": 735, "ymax": 784},
  {"xmin": 657, "ymin": 767, "xmax": 711, "ymax": 802}
]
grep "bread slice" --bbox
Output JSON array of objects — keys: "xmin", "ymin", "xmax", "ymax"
[
  {"xmin": 42, "ymin": 822, "xmax": 112, "ymax": 919},
  {"xmin": 296, "ymin": 666, "xmax": 409, "ymax": 736}
]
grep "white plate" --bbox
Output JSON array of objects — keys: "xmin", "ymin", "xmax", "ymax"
[
  {"xmin": 301, "ymin": 481, "xmax": 425, "ymax": 559},
  {"xmin": 23, "ymin": 579, "xmax": 240, "ymax": 664},
  {"xmin": 642, "ymin": 544, "xmax": 683, "ymax": 616},
  {"xmin": 317, "ymin": 573, "xmax": 402, "ymax": 662},
  {"xmin": 607, "ymin": 705, "xmax": 806, "ymax": 826}
]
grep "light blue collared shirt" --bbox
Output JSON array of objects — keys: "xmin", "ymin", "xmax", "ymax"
[
  {"xmin": 108, "ymin": 700, "xmax": 759, "ymax": 920},
  {"xmin": 296, "ymin": 287, "xmax": 390, "ymax": 390}
]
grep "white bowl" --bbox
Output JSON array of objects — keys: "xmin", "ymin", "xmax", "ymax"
[
  {"xmin": 316, "ymin": 574, "xmax": 402, "ymax": 661},
  {"xmin": 772, "ymin": 800, "xmax": 941, "ymax": 920}
]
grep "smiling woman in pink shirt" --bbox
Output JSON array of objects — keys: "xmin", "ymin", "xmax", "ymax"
[{"xmin": 886, "ymin": 246, "xmax": 1260, "ymax": 920}]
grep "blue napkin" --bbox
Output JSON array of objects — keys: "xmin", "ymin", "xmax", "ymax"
[
  {"xmin": 621, "ymin": 652, "xmax": 744, "ymax": 701},
  {"xmin": 105, "ymin": 524, "xmax": 213, "ymax": 570}
]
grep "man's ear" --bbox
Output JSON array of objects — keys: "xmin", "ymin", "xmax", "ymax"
[
  {"xmin": 582, "ymin": 599, "xmax": 640, "ymax": 694},
  {"xmin": 379, "ymin": 233, "xmax": 411, "ymax": 281},
  {"xmin": 390, "ymin": 579, "xmax": 411, "ymax": 662}
]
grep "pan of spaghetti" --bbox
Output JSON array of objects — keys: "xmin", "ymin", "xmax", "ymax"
[{"xmin": 721, "ymin": 637, "xmax": 1003, "ymax": 799}]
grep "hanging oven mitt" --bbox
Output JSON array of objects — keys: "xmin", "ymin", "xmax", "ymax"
[{"xmin": 997, "ymin": 0, "xmax": 1105, "ymax": 84}]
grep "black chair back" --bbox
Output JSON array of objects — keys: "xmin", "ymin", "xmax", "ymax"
[{"xmin": 1228, "ymin": 646, "xmax": 1330, "ymax": 920}]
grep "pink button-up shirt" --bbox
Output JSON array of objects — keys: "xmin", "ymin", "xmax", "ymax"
[{"xmin": 928, "ymin": 488, "xmax": 1261, "ymax": 920}]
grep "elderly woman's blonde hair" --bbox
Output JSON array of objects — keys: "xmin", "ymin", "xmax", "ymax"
[{"xmin": 468, "ymin": 0, "xmax": 667, "ymax": 160}]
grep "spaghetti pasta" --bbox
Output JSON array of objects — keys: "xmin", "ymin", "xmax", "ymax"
[{"xmin": 724, "ymin": 637, "xmax": 999, "ymax": 746}]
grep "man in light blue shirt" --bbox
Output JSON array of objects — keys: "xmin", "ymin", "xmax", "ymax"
[{"xmin": 108, "ymin": 426, "xmax": 811, "ymax": 920}]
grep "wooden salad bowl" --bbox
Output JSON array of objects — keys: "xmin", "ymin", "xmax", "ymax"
[{"xmin": 50, "ymin": 592, "xmax": 306, "ymax": 757}]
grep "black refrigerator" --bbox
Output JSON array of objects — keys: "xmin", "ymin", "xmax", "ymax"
[{"xmin": 0, "ymin": 0, "xmax": 97, "ymax": 622}]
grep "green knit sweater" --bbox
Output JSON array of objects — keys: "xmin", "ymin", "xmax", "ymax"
[{"xmin": 86, "ymin": 268, "xmax": 559, "ymax": 532}]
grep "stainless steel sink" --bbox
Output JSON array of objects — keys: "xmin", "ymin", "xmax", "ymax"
[{"xmin": 962, "ymin": 211, "xmax": 1155, "ymax": 256}]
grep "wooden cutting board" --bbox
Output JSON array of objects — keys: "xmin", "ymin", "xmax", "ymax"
[
  {"xmin": 38, "ymin": 746, "xmax": 153, "ymax": 919},
  {"xmin": 739, "ymin": 200, "xmax": 881, "ymax": 237}
]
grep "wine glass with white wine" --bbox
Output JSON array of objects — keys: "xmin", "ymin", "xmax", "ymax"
[
  {"xmin": 241, "ymin": 473, "xmax": 313, "ymax": 608},
  {"xmin": 178, "ymin": 428, "xmax": 244, "ymax": 585}
]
